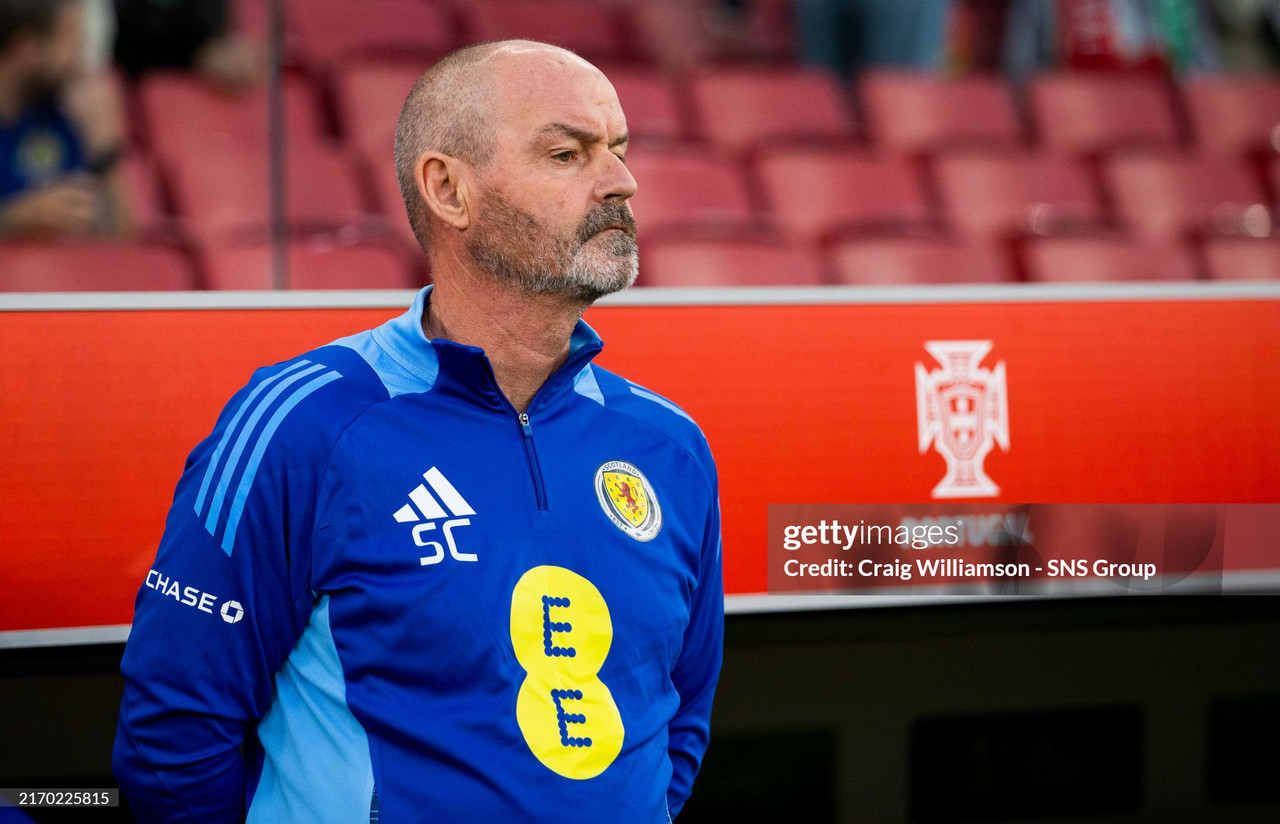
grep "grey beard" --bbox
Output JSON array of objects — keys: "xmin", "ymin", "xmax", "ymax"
[{"xmin": 466, "ymin": 198, "xmax": 639, "ymax": 304}]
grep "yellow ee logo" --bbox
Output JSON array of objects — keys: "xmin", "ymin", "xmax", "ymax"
[{"xmin": 510, "ymin": 565, "xmax": 624, "ymax": 779}]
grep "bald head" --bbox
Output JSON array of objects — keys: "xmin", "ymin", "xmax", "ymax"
[{"xmin": 393, "ymin": 40, "xmax": 605, "ymax": 253}]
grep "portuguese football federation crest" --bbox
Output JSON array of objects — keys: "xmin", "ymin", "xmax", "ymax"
[
  {"xmin": 915, "ymin": 340, "xmax": 1009, "ymax": 498},
  {"xmin": 594, "ymin": 460, "xmax": 662, "ymax": 542}
]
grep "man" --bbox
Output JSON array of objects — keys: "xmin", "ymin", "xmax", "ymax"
[
  {"xmin": 113, "ymin": 0, "xmax": 262, "ymax": 90},
  {"xmin": 795, "ymin": 0, "xmax": 951, "ymax": 76},
  {"xmin": 0, "ymin": 0, "xmax": 126, "ymax": 237},
  {"xmin": 113, "ymin": 40, "xmax": 724, "ymax": 822}
]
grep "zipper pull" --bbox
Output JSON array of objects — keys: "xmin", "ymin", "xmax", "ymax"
[{"xmin": 518, "ymin": 411, "xmax": 533, "ymax": 437}]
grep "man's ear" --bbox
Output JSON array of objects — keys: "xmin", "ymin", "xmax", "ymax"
[{"xmin": 415, "ymin": 152, "xmax": 472, "ymax": 232}]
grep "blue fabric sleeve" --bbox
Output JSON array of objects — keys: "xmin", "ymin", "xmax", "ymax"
[
  {"xmin": 113, "ymin": 360, "xmax": 337, "ymax": 822},
  {"xmin": 665, "ymin": 468, "xmax": 725, "ymax": 819}
]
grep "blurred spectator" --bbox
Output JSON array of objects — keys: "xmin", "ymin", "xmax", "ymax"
[
  {"xmin": 113, "ymin": 0, "xmax": 261, "ymax": 91},
  {"xmin": 1209, "ymin": 0, "xmax": 1280, "ymax": 71},
  {"xmin": 1004, "ymin": 0, "xmax": 1221, "ymax": 81},
  {"xmin": 794, "ymin": 0, "xmax": 953, "ymax": 76},
  {"xmin": 945, "ymin": 0, "xmax": 1012, "ymax": 74},
  {"xmin": 0, "ymin": 0, "xmax": 127, "ymax": 238}
]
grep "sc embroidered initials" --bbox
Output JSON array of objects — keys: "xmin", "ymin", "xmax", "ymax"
[{"xmin": 393, "ymin": 467, "xmax": 478, "ymax": 565}]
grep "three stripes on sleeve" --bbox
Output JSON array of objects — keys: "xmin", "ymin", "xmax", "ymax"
[{"xmin": 194, "ymin": 360, "xmax": 343, "ymax": 556}]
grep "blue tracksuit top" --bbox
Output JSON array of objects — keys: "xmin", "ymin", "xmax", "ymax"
[{"xmin": 113, "ymin": 286, "xmax": 724, "ymax": 822}]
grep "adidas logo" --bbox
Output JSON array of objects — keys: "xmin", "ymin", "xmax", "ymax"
[{"xmin": 394, "ymin": 467, "xmax": 477, "ymax": 566}]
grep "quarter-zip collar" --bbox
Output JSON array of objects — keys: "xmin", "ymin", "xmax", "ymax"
[{"xmin": 371, "ymin": 285, "xmax": 605, "ymax": 412}]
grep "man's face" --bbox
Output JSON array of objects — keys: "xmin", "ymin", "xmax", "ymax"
[
  {"xmin": 464, "ymin": 51, "xmax": 638, "ymax": 303},
  {"xmin": 18, "ymin": 1, "xmax": 85, "ymax": 103}
]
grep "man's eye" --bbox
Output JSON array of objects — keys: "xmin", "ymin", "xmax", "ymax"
[{"xmin": 552, "ymin": 151, "xmax": 576, "ymax": 162}]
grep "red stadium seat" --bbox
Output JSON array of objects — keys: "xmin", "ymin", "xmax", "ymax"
[
  {"xmin": 289, "ymin": 0, "xmax": 455, "ymax": 69},
  {"xmin": 463, "ymin": 0, "xmax": 630, "ymax": 63},
  {"xmin": 630, "ymin": 0, "xmax": 793, "ymax": 66},
  {"xmin": 934, "ymin": 150, "xmax": 1105, "ymax": 239},
  {"xmin": 1107, "ymin": 152, "xmax": 1267, "ymax": 242},
  {"xmin": 640, "ymin": 237, "xmax": 824, "ymax": 286},
  {"xmin": 739, "ymin": 0, "xmax": 798, "ymax": 61},
  {"xmin": 1183, "ymin": 75, "xmax": 1280, "ymax": 158},
  {"xmin": 688, "ymin": 66, "xmax": 855, "ymax": 153},
  {"xmin": 334, "ymin": 62, "xmax": 424, "ymax": 159},
  {"xmin": 138, "ymin": 73, "xmax": 327, "ymax": 161},
  {"xmin": 336, "ymin": 63, "xmax": 683, "ymax": 159},
  {"xmin": 1022, "ymin": 238, "xmax": 1199, "ymax": 282},
  {"xmin": 1266, "ymin": 157, "xmax": 1280, "ymax": 210},
  {"xmin": 624, "ymin": 147, "xmax": 757, "ymax": 234},
  {"xmin": 629, "ymin": 1, "xmax": 716, "ymax": 68},
  {"xmin": 0, "ymin": 243, "xmax": 195, "ymax": 291},
  {"xmin": 1202, "ymin": 238, "xmax": 1280, "ymax": 280},
  {"xmin": 755, "ymin": 147, "xmax": 932, "ymax": 244},
  {"xmin": 828, "ymin": 238, "xmax": 1011, "ymax": 285},
  {"xmin": 361, "ymin": 149, "xmax": 419, "ymax": 252},
  {"xmin": 859, "ymin": 71, "xmax": 1023, "ymax": 154},
  {"xmin": 232, "ymin": 0, "xmax": 267, "ymax": 39},
  {"xmin": 603, "ymin": 67, "xmax": 687, "ymax": 142},
  {"xmin": 168, "ymin": 144, "xmax": 369, "ymax": 243},
  {"xmin": 202, "ymin": 242, "xmax": 420, "ymax": 290},
  {"xmin": 121, "ymin": 153, "xmax": 169, "ymax": 236},
  {"xmin": 1029, "ymin": 72, "xmax": 1182, "ymax": 155}
]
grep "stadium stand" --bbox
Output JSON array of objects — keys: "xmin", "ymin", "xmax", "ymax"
[
  {"xmin": 289, "ymin": 0, "xmax": 456, "ymax": 69},
  {"xmin": 461, "ymin": 0, "xmax": 632, "ymax": 64},
  {"xmin": 334, "ymin": 62, "xmax": 424, "ymax": 158},
  {"xmin": 688, "ymin": 66, "xmax": 856, "ymax": 154},
  {"xmin": 121, "ymin": 153, "xmax": 171, "ymax": 238},
  {"xmin": 1266, "ymin": 157, "xmax": 1280, "ymax": 213},
  {"xmin": 232, "ymin": 0, "xmax": 268, "ymax": 41},
  {"xmin": 137, "ymin": 72, "xmax": 327, "ymax": 160},
  {"xmin": 167, "ymin": 143, "xmax": 369, "ymax": 244},
  {"xmin": 624, "ymin": 147, "xmax": 758, "ymax": 236},
  {"xmin": 7, "ymin": 1, "xmax": 1280, "ymax": 291},
  {"xmin": 1202, "ymin": 238, "xmax": 1280, "ymax": 280},
  {"xmin": 1107, "ymin": 152, "xmax": 1269, "ymax": 243},
  {"xmin": 1021, "ymin": 237, "xmax": 1200, "ymax": 282},
  {"xmin": 755, "ymin": 147, "xmax": 935, "ymax": 246},
  {"xmin": 0, "ymin": 243, "xmax": 195, "ymax": 291},
  {"xmin": 628, "ymin": 1, "xmax": 717, "ymax": 68},
  {"xmin": 201, "ymin": 241, "xmax": 421, "ymax": 290},
  {"xmin": 1028, "ymin": 72, "xmax": 1184, "ymax": 155},
  {"xmin": 640, "ymin": 237, "xmax": 825, "ymax": 286},
  {"xmin": 859, "ymin": 70, "xmax": 1024, "ymax": 154},
  {"xmin": 1182, "ymin": 75, "xmax": 1280, "ymax": 159},
  {"xmin": 933, "ymin": 151, "xmax": 1107, "ymax": 240},
  {"xmin": 828, "ymin": 238, "xmax": 1012, "ymax": 285},
  {"xmin": 737, "ymin": 0, "xmax": 798, "ymax": 62},
  {"xmin": 599, "ymin": 66, "xmax": 689, "ymax": 143}
]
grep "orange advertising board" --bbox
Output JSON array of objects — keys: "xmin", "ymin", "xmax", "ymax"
[{"xmin": 1, "ymin": 286, "xmax": 1278, "ymax": 638}]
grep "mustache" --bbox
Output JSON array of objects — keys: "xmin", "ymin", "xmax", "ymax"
[{"xmin": 575, "ymin": 201, "xmax": 637, "ymax": 245}]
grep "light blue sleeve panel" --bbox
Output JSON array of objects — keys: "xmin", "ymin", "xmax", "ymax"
[
  {"xmin": 248, "ymin": 596, "xmax": 375, "ymax": 823},
  {"xmin": 114, "ymin": 346, "xmax": 387, "ymax": 823}
]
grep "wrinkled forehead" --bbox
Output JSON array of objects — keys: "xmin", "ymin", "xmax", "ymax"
[{"xmin": 484, "ymin": 46, "xmax": 627, "ymax": 143}]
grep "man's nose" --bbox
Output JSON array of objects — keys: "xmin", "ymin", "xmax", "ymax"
[{"xmin": 597, "ymin": 151, "xmax": 637, "ymax": 203}]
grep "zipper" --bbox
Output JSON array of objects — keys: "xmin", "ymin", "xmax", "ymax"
[
  {"xmin": 495, "ymin": 337, "xmax": 601, "ymax": 515},
  {"xmin": 518, "ymin": 411, "xmax": 549, "ymax": 511}
]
